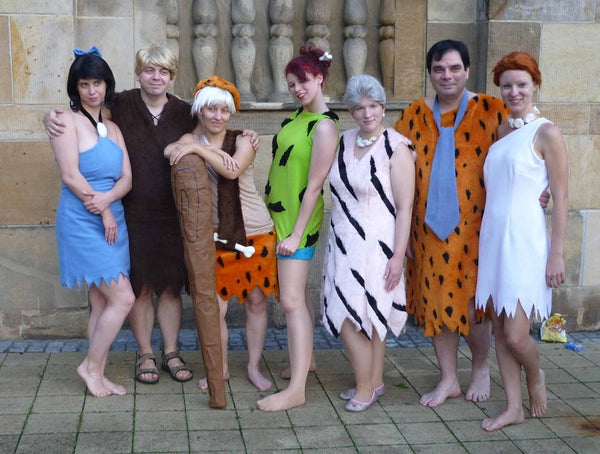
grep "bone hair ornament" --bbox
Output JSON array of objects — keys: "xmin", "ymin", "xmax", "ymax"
[{"xmin": 213, "ymin": 232, "xmax": 255, "ymax": 258}]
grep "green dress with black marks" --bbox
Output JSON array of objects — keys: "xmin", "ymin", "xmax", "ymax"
[{"xmin": 265, "ymin": 107, "xmax": 339, "ymax": 248}]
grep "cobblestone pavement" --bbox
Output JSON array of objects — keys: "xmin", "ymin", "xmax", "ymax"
[{"xmin": 2, "ymin": 322, "xmax": 599, "ymax": 354}]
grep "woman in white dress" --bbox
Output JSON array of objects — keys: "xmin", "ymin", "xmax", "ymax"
[{"xmin": 475, "ymin": 52, "xmax": 568, "ymax": 431}]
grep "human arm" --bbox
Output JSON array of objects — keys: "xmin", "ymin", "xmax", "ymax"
[
  {"xmin": 538, "ymin": 123, "xmax": 568, "ymax": 288},
  {"xmin": 277, "ymin": 118, "xmax": 339, "ymax": 256},
  {"xmin": 384, "ymin": 142, "xmax": 415, "ymax": 291},
  {"xmin": 50, "ymin": 111, "xmax": 99, "ymax": 202},
  {"xmin": 164, "ymin": 133, "xmax": 241, "ymax": 173},
  {"xmin": 82, "ymin": 122, "xmax": 132, "ymax": 215},
  {"xmin": 44, "ymin": 104, "xmax": 111, "ymax": 137},
  {"xmin": 241, "ymin": 129, "xmax": 260, "ymax": 152},
  {"xmin": 43, "ymin": 108, "xmax": 67, "ymax": 138}
]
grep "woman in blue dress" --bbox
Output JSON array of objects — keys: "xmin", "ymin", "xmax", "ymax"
[{"xmin": 50, "ymin": 47, "xmax": 135, "ymax": 397}]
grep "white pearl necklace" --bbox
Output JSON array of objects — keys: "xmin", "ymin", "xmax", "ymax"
[
  {"xmin": 508, "ymin": 106, "xmax": 540, "ymax": 129},
  {"xmin": 356, "ymin": 131, "xmax": 382, "ymax": 148}
]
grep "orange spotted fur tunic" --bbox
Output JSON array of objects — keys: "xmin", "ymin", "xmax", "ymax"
[{"xmin": 395, "ymin": 95, "xmax": 508, "ymax": 337}]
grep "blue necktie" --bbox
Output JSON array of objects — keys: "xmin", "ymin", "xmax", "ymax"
[{"xmin": 425, "ymin": 91, "xmax": 469, "ymax": 241}]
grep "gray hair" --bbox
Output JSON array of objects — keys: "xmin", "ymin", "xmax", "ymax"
[{"xmin": 343, "ymin": 74, "xmax": 386, "ymax": 110}]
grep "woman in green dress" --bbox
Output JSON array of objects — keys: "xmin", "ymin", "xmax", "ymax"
[{"xmin": 258, "ymin": 47, "xmax": 339, "ymax": 411}]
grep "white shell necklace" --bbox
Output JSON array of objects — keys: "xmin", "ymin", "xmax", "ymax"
[
  {"xmin": 356, "ymin": 128, "xmax": 383, "ymax": 148},
  {"xmin": 508, "ymin": 106, "xmax": 539, "ymax": 129}
]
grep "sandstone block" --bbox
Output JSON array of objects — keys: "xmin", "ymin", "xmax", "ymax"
[
  {"xmin": 0, "ymin": 0, "xmax": 71, "ymax": 14},
  {"xmin": 489, "ymin": 0, "xmax": 595, "ymax": 21},
  {"xmin": 0, "ymin": 16, "xmax": 11, "ymax": 104},
  {"xmin": 582, "ymin": 210, "xmax": 600, "ymax": 286},
  {"xmin": 552, "ymin": 286, "xmax": 600, "ymax": 331},
  {"xmin": 393, "ymin": 0, "xmax": 426, "ymax": 101},
  {"xmin": 0, "ymin": 140, "xmax": 60, "ymax": 225},
  {"xmin": 428, "ymin": 0, "xmax": 478, "ymax": 22},
  {"xmin": 11, "ymin": 15, "xmax": 73, "ymax": 105},
  {"xmin": 540, "ymin": 24, "xmax": 600, "ymax": 102},
  {"xmin": 75, "ymin": 18, "xmax": 135, "ymax": 90},
  {"xmin": 486, "ymin": 22, "xmax": 540, "ymax": 93},
  {"xmin": 76, "ymin": 0, "xmax": 133, "ymax": 17},
  {"xmin": 564, "ymin": 135, "xmax": 600, "ymax": 210}
]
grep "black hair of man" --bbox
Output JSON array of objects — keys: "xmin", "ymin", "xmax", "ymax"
[{"xmin": 426, "ymin": 39, "xmax": 470, "ymax": 73}]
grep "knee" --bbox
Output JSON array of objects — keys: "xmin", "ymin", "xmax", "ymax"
[
  {"xmin": 246, "ymin": 292, "xmax": 267, "ymax": 314},
  {"xmin": 123, "ymin": 291, "xmax": 136, "ymax": 311},
  {"xmin": 504, "ymin": 330, "xmax": 527, "ymax": 352}
]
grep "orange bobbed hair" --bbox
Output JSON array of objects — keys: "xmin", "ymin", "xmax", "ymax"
[{"xmin": 492, "ymin": 51, "xmax": 542, "ymax": 87}]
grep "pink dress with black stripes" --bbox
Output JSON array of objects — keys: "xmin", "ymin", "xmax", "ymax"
[{"xmin": 321, "ymin": 128, "xmax": 410, "ymax": 341}]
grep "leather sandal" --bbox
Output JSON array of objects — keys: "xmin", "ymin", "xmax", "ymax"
[
  {"xmin": 135, "ymin": 352, "xmax": 159, "ymax": 384},
  {"xmin": 161, "ymin": 351, "xmax": 193, "ymax": 383}
]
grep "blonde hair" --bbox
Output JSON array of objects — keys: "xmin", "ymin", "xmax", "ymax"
[{"xmin": 135, "ymin": 44, "xmax": 177, "ymax": 79}]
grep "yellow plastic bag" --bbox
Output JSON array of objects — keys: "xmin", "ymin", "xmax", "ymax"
[{"xmin": 540, "ymin": 313, "xmax": 567, "ymax": 343}]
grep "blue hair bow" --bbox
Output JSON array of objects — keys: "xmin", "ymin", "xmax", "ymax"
[{"xmin": 73, "ymin": 45, "xmax": 102, "ymax": 58}]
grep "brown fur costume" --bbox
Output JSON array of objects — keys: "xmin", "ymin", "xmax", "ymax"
[
  {"xmin": 395, "ymin": 95, "xmax": 508, "ymax": 337},
  {"xmin": 214, "ymin": 130, "xmax": 278, "ymax": 302},
  {"xmin": 111, "ymin": 89, "xmax": 195, "ymax": 297}
]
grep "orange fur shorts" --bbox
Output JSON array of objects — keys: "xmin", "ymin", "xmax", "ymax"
[{"xmin": 215, "ymin": 229, "xmax": 279, "ymax": 302}]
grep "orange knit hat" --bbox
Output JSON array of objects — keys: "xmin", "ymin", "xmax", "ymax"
[{"xmin": 193, "ymin": 76, "xmax": 241, "ymax": 112}]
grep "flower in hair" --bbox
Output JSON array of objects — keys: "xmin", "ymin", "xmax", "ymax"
[
  {"xmin": 319, "ymin": 51, "xmax": 333, "ymax": 62},
  {"xmin": 73, "ymin": 45, "xmax": 103, "ymax": 58}
]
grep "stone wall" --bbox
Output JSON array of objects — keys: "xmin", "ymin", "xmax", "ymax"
[{"xmin": 0, "ymin": 0, "xmax": 598, "ymax": 337}]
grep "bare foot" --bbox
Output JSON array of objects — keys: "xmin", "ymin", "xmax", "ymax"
[
  {"xmin": 465, "ymin": 362, "xmax": 490, "ymax": 402},
  {"xmin": 481, "ymin": 407, "xmax": 525, "ymax": 432},
  {"xmin": 280, "ymin": 360, "xmax": 317, "ymax": 380},
  {"xmin": 198, "ymin": 371, "xmax": 230, "ymax": 391},
  {"xmin": 248, "ymin": 367, "xmax": 272, "ymax": 391},
  {"xmin": 77, "ymin": 361, "xmax": 111, "ymax": 397},
  {"xmin": 528, "ymin": 369, "xmax": 547, "ymax": 418},
  {"xmin": 419, "ymin": 378, "xmax": 461, "ymax": 407},
  {"xmin": 103, "ymin": 377, "xmax": 126, "ymax": 396},
  {"xmin": 257, "ymin": 389, "xmax": 305, "ymax": 412}
]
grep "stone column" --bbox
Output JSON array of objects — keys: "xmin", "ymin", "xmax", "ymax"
[
  {"xmin": 192, "ymin": 0, "xmax": 218, "ymax": 80},
  {"xmin": 232, "ymin": 0, "xmax": 256, "ymax": 102},
  {"xmin": 379, "ymin": 0, "xmax": 395, "ymax": 95},
  {"xmin": 343, "ymin": 0, "xmax": 367, "ymax": 78},
  {"xmin": 165, "ymin": 0, "xmax": 180, "ymax": 60},
  {"xmin": 306, "ymin": 0, "xmax": 330, "ymax": 51},
  {"xmin": 268, "ymin": 0, "xmax": 294, "ymax": 101}
]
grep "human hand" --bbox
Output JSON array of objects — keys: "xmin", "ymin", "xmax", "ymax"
[
  {"xmin": 242, "ymin": 129, "xmax": 260, "ymax": 151},
  {"xmin": 101, "ymin": 210, "xmax": 118, "ymax": 244},
  {"xmin": 83, "ymin": 190, "xmax": 111, "ymax": 215},
  {"xmin": 165, "ymin": 142, "xmax": 195, "ymax": 165},
  {"xmin": 539, "ymin": 190, "xmax": 551, "ymax": 209},
  {"xmin": 546, "ymin": 253, "xmax": 565, "ymax": 288},
  {"xmin": 214, "ymin": 148, "xmax": 240, "ymax": 171},
  {"xmin": 43, "ymin": 108, "xmax": 66, "ymax": 138},
  {"xmin": 276, "ymin": 235, "xmax": 300, "ymax": 256},
  {"xmin": 384, "ymin": 256, "xmax": 404, "ymax": 292}
]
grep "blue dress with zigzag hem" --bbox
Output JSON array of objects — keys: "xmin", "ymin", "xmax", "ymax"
[{"xmin": 55, "ymin": 136, "xmax": 130, "ymax": 289}]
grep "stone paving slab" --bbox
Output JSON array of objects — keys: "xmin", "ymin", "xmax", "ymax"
[{"xmin": 0, "ymin": 340, "xmax": 597, "ymax": 453}]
